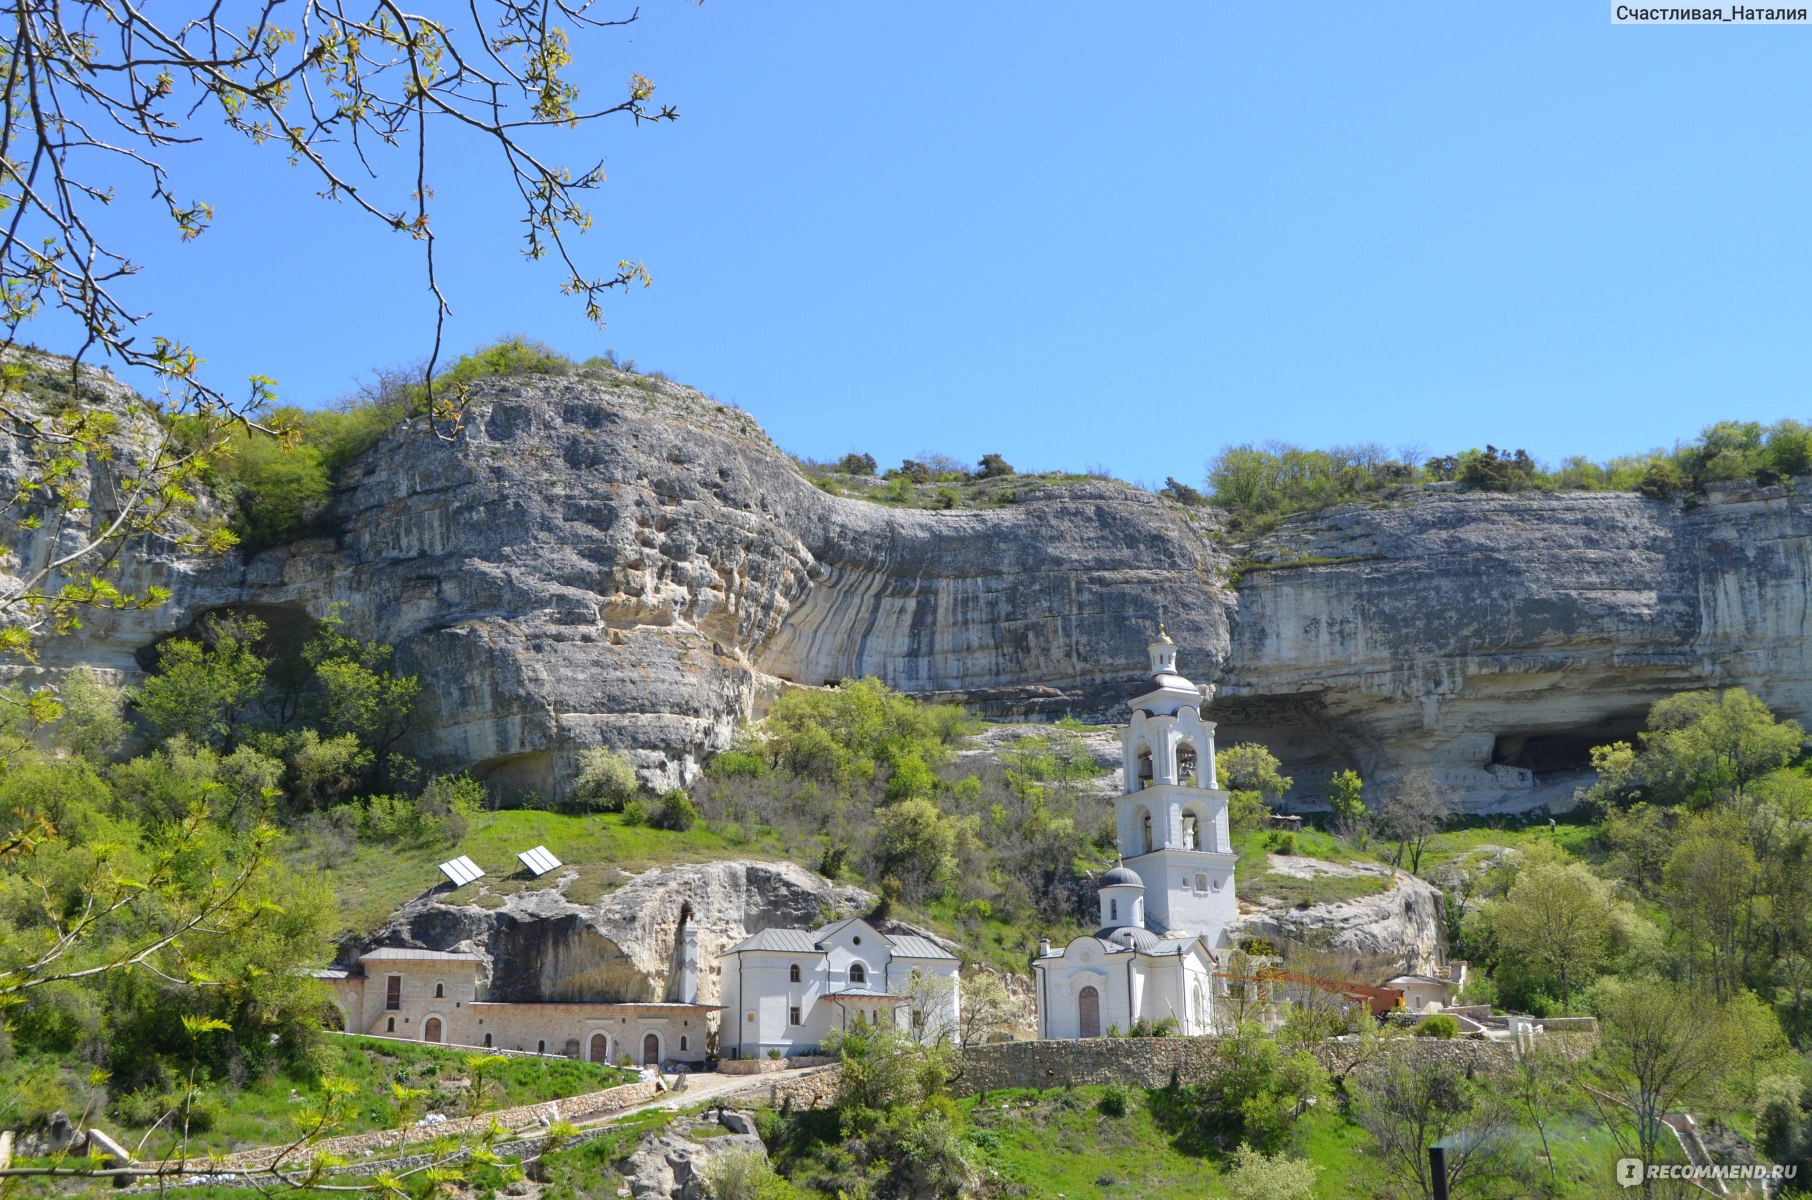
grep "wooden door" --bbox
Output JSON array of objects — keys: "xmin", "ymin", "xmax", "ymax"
[
  {"xmin": 591, "ymin": 1032, "xmax": 608, "ymax": 1063},
  {"xmin": 424, "ymin": 1017, "xmax": 442, "ymax": 1043},
  {"xmin": 1078, "ymin": 987, "xmax": 1100, "ymax": 1039}
]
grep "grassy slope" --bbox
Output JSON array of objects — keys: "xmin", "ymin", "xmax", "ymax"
[
  {"xmin": 959, "ymin": 1085, "xmax": 1637, "ymax": 1200},
  {"xmin": 99, "ymin": 1035, "xmax": 638, "ymax": 1160},
  {"xmin": 294, "ymin": 809, "xmax": 790, "ymax": 936}
]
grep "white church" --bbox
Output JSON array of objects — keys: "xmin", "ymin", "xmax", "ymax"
[{"xmin": 1033, "ymin": 628, "xmax": 1231, "ymax": 1039}]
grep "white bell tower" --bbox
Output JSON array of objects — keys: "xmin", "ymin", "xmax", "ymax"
[{"xmin": 1113, "ymin": 627, "xmax": 1237, "ymax": 946}]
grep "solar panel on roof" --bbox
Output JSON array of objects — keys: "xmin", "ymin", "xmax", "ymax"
[
  {"xmin": 438, "ymin": 855, "xmax": 485, "ymax": 887},
  {"xmin": 517, "ymin": 845, "xmax": 562, "ymax": 877}
]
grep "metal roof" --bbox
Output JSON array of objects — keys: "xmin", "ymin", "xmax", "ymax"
[
  {"xmin": 360, "ymin": 947, "xmax": 485, "ymax": 962},
  {"xmin": 517, "ymin": 845, "xmax": 562, "ymax": 877},
  {"xmin": 885, "ymin": 934, "xmax": 957, "ymax": 960},
  {"xmin": 824, "ymin": 987, "xmax": 902, "ymax": 1001},
  {"xmin": 438, "ymin": 855, "xmax": 485, "ymax": 887},
  {"xmin": 725, "ymin": 928, "xmax": 820, "ymax": 954},
  {"xmin": 811, "ymin": 916, "xmax": 871, "ymax": 941}
]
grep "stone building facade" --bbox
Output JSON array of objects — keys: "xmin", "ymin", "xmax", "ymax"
[
  {"xmin": 718, "ymin": 917, "xmax": 960, "ymax": 1060},
  {"xmin": 320, "ymin": 941, "xmax": 716, "ymax": 1067}
]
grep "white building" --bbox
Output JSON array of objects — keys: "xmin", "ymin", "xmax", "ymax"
[
  {"xmin": 1033, "ymin": 629, "xmax": 1229, "ymax": 1038},
  {"xmin": 718, "ymin": 917, "xmax": 961, "ymax": 1060}
]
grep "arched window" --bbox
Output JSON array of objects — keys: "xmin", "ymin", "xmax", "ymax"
[
  {"xmin": 434, "ymin": 982, "xmax": 445, "ymax": 998},
  {"xmin": 537, "ymin": 1039, "xmax": 546, "ymax": 1055},
  {"xmin": 1110, "ymin": 898, "xmax": 1119, "ymax": 921},
  {"xmin": 789, "ymin": 964, "xmax": 801, "ymax": 983},
  {"xmin": 1192, "ymin": 984, "xmax": 1207, "ymax": 1031},
  {"xmin": 1182, "ymin": 813, "xmax": 1199, "ymax": 849},
  {"xmin": 849, "ymin": 963, "xmax": 867, "ymax": 985},
  {"xmin": 386, "ymin": 1016, "xmax": 395, "ymax": 1033},
  {"xmin": 1141, "ymin": 810, "xmax": 1154, "ymax": 854},
  {"xmin": 1179, "ymin": 741, "xmax": 1201, "ymax": 784},
  {"xmin": 1078, "ymin": 986, "xmax": 1101, "ymax": 1039},
  {"xmin": 1135, "ymin": 747, "xmax": 1153, "ymax": 791},
  {"xmin": 680, "ymin": 1035, "xmax": 689, "ymax": 1051}
]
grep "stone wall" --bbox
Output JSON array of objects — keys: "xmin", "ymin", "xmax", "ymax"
[
  {"xmin": 718, "ymin": 1056, "xmax": 836, "ymax": 1076},
  {"xmin": 950, "ymin": 1035, "xmax": 1527, "ymax": 1095}
]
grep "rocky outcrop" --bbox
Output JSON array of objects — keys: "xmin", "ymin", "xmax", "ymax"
[
  {"xmin": 1217, "ymin": 483, "xmax": 1812, "ymax": 810},
  {"xmin": 1229, "ymin": 859, "xmax": 1445, "ymax": 981},
  {"xmin": 357, "ymin": 859, "xmax": 871, "ymax": 1006},
  {"xmin": 58, "ymin": 369, "xmax": 1229, "ymax": 794},
  {"xmin": 21, "ymin": 361, "xmax": 1812, "ymax": 811},
  {"xmin": 617, "ymin": 1117, "xmax": 769, "ymax": 1200}
]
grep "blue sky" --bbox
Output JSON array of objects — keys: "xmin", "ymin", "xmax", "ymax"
[{"xmin": 42, "ymin": 2, "xmax": 1812, "ymax": 487}]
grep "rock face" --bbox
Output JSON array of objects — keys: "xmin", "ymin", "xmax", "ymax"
[
  {"xmin": 24, "ymin": 364, "xmax": 1812, "ymax": 811},
  {"xmin": 1228, "ymin": 860, "xmax": 1446, "ymax": 981},
  {"xmin": 357, "ymin": 859, "xmax": 871, "ymax": 1006},
  {"xmin": 1217, "ymin": 484, "xmax": 1812, "ymax": 810},
  {"xmin": 618, "ymin": 1118, "xmax": 768, "ymax": 1200},
  {"xmin": 65, "ymin": 370, "xmax": 1228, "ymax": 794}
]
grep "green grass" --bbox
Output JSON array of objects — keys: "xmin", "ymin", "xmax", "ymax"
[
  {"xmin": 292, "ymin": 809, "xmax": 789, "ymax": 935},
  {"xmin": 71, "ymin": 1034, "xmax": 639, "ymax": 1162},
  {"xmin": 1244, "ymin": 872, "xmax": 1394, "ymax": 909},
  {"xmin": 955, "ymin": 1085, "xmax": 1639, "ymax": 1200}
]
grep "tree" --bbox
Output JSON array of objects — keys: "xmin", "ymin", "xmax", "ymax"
[
  {"xmin": 1493, "ymin": 860, "xmax": 1615, "ymax": 1010},
  {"xmin": 569, "ymin": 745, "xmax": 641, "ymax": 812},
  {"xmin": 1222, "ymin": 1143, "xmax": 1319, "ymax": 1200},
  {"xmin": 1663, "ymin": 811, "xmax": 1758, "ymax": 1000},
  {"xmin": 1328, "ymin": 768, "xmax": 1367, "ymax": 843},
  {"xmin": 837, "ymin": 452, "xmax": 878, "ymax": 476},
  {"xmin": 131, "ymin": 612, "xmax": 270, "ymax": 750},
  {"xmin": 0, "ymin": 0, "xmax": 680, "ymax": 667},
  {"xmin": 956, "ymin": 971, "xmax": 1016, "ymax": 1047},
  {"xmin": 977, "ymin": 453, "xmax": 1014, "ymax": 478},
  {"xmin": 1639, "ymin": 688, "xmax": 1803, "ymax": 808},
  {"xmin": 300, "ymin": 606, "xmax": 423, "ymax": 769},
  {"xmin": 1587, "ymin": 976, "xmax": 1739, "ymax": 1198},
  {"xmin": 1353, "ymin": 1056, "xmax": 1521, "ymax": 1200},
  {"xmin": 1374, "ymin": 768, "xmax": 1452, "ymax": 874},
  {"xmin": 1218, "ymin": 742, "xmax": 1292, "ymax": 833}
]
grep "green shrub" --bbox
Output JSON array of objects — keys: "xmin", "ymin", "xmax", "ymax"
[
  {"xmin": 620, "ymin": 798, "xmax": 648, "ymax": 826},
  {"xmin": 1098, "ymin": 1083, "xmax": 1130, "ymax": 1117},
  {"xmin": 569, "ymin": 745, "xmax": 640, "ymax": 812},
  {"xmin": 708, "ymin": 749, "xmax": 769, "ymax": 780},
  {"xmin": 838, "ymin": 452, "xmax": 877, "ymax": 476},
  {"xmin": 932, "ymin": 486, "xmax": 960, "ymax": 510},
  {"xmin": 653, "ymin": 789, "xmax": 699, "ymax": 831},
  {"xmin": 1412, "ymin": 1013, "xmax": 1460, "ymax": 1039}
]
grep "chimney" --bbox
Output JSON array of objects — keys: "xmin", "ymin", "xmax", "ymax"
[{"xmin": 1038, "ymin": 939, "xmax": 1052, "ymax": 957}]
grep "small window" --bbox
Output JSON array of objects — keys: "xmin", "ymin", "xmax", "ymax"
[
  {"xmin": 849, "ymin": 963, "xmax": 867, "ymax": 985},
  {"xmin": 789, "ymin": 1006, "xmax": 801, "ymax": 1026},
  {"xmin": 747, "ymin": 1012, "xmax": 755, "ymax": 1023},
  {"xmin": 434, "ymin": 982, "xmax": 445, "ymax": 998},
  {"xmin": 386, "ymin": 1017, "xmax": 396, "ymax": 1033},
  {"xmin": 484, "ymin": 1033, "xmax": 493, "ymax": 1048},
  {"xmin": 852, "ymin": 936, "xmax": 862, "ymax": 946},
  {"xmin": 1110, "ymin": 898, "xmax": 1119, "ymax": 921},
  {"xmin": 789, "ymin": 964, "xmax": 801, "ymax": 983},
  {"xmin": 385, "ymin": 975, "xmax": 402, "ymax": 1011},
  {"xmin": 537, "ymin": 1039, "xmax": 546, "ymax": 1055},
  {"xmin": 680, "ymin": 1036, "xmax": 689, "ymax": 1051},
  {"xmin": 1195, "ymin": 873, "xmax": 1207, "ymax": 894}
]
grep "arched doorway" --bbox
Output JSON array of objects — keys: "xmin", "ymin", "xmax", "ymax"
[
  {"xmin": 590, "ymin": 1032, "xmax": 608, "ymax": 1063},
  {"xmin": 1078, "ymin": 987, "xmax": 1101, "ymax": 1039},
  {"xmin": 423, "ymin": 1017, "xmax": 442, "ymax": 1043},
  {"xmin": 642, "ymin": 1032, "xmax": 660, "ymax": 1065}
]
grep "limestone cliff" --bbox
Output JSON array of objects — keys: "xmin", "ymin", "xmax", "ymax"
[
  {"xmin": 356, "ymin": 859, "xmax": 872, "ymax": 1007},
  {"xmin": 20, "ymin": 365, "xmax": 1812, "ymax": 811},
  {"xmin": 1229, "ymin": 858, "xmax": 1446, "ymax": 981}
]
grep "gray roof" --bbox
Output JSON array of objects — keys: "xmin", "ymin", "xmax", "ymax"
[
  {"xmin": 725, "ymin": 928, "xmax": 820, "ymax": 954},
  {"xmin": 812, "ymin": 916, "xmax": 876, "ymax": 941},
  {"xmin": 824, "ymin": 987, "xmax": 902, "ymax": 1001},
  {"xmin": 1091, "ymin": 928, "xmax": 1197, "ymax": 957},
  {"xmin": 886, "ymin": 934, "xmax": 957, "ymax": 960},
  {"xmin": 1100, "ymin": 866, "xmax": 1144, "ymax": 888},
  {"xmin": 359, "ymin": 947, "xmax": 483, "ymax": 963}
]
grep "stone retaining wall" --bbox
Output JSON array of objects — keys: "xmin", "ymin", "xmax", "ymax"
[
  {"xmin": 950, "ymin": 1035, "xmax": 1531, "ymax": 1095},
  {"xmin": 718, "ymin": 1056, "xmax": 836, "ymax": 1076}
]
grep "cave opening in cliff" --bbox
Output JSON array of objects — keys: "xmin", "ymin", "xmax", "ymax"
[{"xmin": 1490, "ymin": 713, "xmax": 1646, "ymax": 777}]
